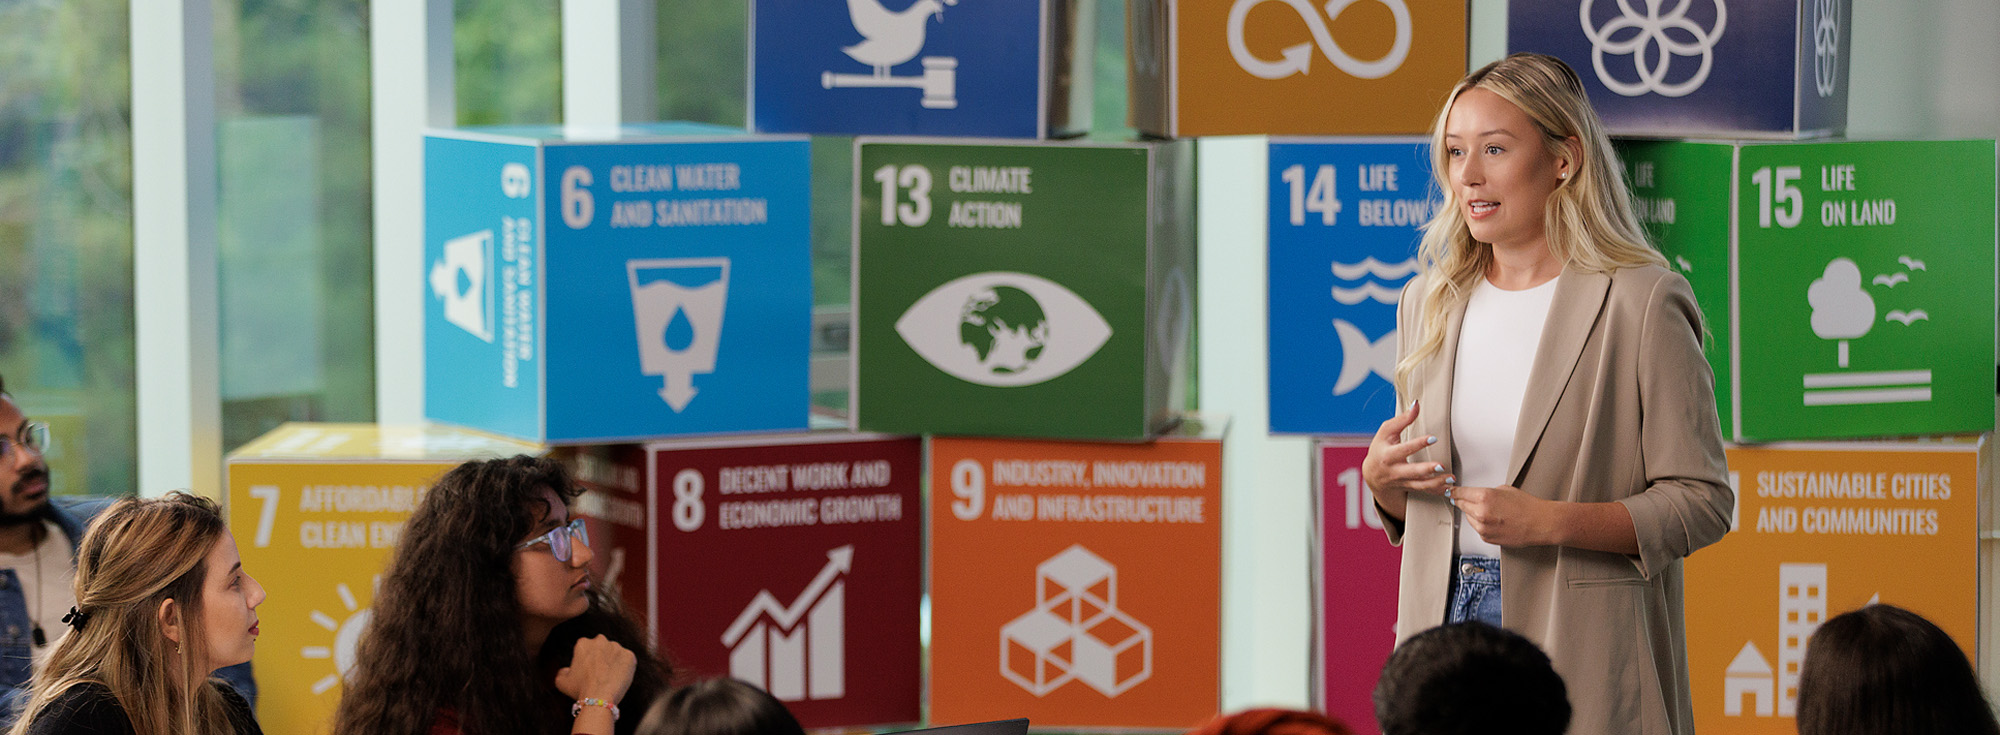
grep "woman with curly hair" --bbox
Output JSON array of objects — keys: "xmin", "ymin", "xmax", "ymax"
[
  {"xmin": 9, "ymin": 492, "xmax": 265, "ymax": 735},
  {"xmin": 332, "ymin": 456, "xmax": 670, "ymax": 735}
]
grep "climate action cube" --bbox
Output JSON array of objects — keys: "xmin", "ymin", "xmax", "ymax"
[
  {"xmin": 1266, "ymin": 139, "xmax": 1433, "ymax": 434},
  {"xmin": 1614, "ymin": 139, "xmax": 1996, "ymax": 441},
  {"xmin": 1127, "ymin": 0, "xmax": 1465, "ymax": 136},
  {"xmin": 752, "ymin": 0, "xmax": 1079, "ymax": 137},
  {"xmin": 854, "ymin": 140, "xmax": 1195, "ymax": 439},
  {"xmin": 1511, "ymin": 0, "xmax": 1851, "ymax": 137},
  {"xmin": 226, "ymin": 423, "xmax": 542, "ymax": 735},
  {"xmin": 425, "ymin": 124, "xmax": 812, "ymax": 443}
]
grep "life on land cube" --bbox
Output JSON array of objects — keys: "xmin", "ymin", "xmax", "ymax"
[
  {"xmin": 1510, "ymin": 0, "xmax": 1851, "ymax": 137},
  {"xmin": 1615, "ymin": 139, "xmax": 1737, "ymax": 436},
  {"xmin": 1266, "ymin": 139, "xmax": 1432, "ymax": 434},
  {"xmin": 1623, "ymin": 138, "xmax": 1996, "ymax": 441},
  {"xmin": 425, "ymin": 124, "xmax": 812, "ymax": 444},
  {"xmin": 226, "ymin": 423, "xmax": 543, "ymax": 735},
  {"xmin": 854, "ymin": 139, "xmax": 1195, "ymax": 439},
  {"xmin": 1126, "ymin": 0, "xmax": 1466, "ymax": 136},
  {"xmin": 752, "ymin": 0, "xmax": 1087, "ymax": 137}
]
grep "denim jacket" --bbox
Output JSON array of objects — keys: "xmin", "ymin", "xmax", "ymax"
[{"xmin": 0, "ymin": 498, "xmax": 256, "ymax": 725}]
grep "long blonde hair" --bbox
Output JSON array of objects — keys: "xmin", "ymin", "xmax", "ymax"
[
  {"xmin": 1396, "ymin": 53, "xmax": 1666, "ymax": 393},
  {"xmin": 9, "ymin": 493, "xmax": 240, "ymax": 735}
]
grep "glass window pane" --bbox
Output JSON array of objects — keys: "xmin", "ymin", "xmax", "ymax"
[
  {"xmin": 0, "ymin": 0, "xmax": 137, "ymax": 496},
  {"xmin": 214, "ymin": 0, "xmax": 375, "ymax": 450},
  {"xmin": 457, "ymin": 0, "xmax": 563, "ymax": 126}
]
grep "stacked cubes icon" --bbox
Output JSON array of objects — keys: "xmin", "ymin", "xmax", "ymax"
[{"xmin": 1000, "ymin": 545, "xmax": 1154, "ymax": 697}]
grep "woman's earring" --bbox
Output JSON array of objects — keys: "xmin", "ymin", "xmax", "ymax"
[{"xmin": 1558, "ymin": 171, "xmax": 1569, "ymax": 180}]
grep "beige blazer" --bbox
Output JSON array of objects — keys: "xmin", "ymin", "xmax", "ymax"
[{"xmin": 1382, "ymin": 264, "xmax": 1733, "ymax": 735}]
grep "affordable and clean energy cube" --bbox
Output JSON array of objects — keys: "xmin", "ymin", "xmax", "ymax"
[
  {"xmin": 853, "ymin": 139, "xmax": 1195, "ymax": 439},
  {"xmin": 425, "ymin": 125, "xmax": 812, "ymax": 443}
]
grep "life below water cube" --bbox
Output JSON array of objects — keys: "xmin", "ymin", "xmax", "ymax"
[
  {"xmin": 1510, "ymin": 0, "xmax": 1851, "ymax": 138},
  {"xmin": 854, "ymin": 139, "xmax": 1196, "ymax": 440},
  {"xmin": 425, "ymin": 124, "xmax": 813, "ymax": 444},
  {"xmin": 1266, "ymin": 138, "xmax": 1433, "ymax": 435},
  {"xmin": 752, "ymin": 0, "xmax": 1088, "ymax": 138}
]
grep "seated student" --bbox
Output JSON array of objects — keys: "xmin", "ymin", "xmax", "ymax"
[
  {"xmin": 1372, "ymin": 622, "xmax": 1569, "ymax": 735},
  {"xmin": 1186, "ymin": 708, "xmax": 1352, "ymax": 735},
  {"xmin": 332, "ymin": 456, "xmax": 670, "ymax": 735},
  {"xmin": 636, "ymin": 678, "xmax": 804, "ymax": 735},
  {"xmin": 1796, "ymin": 603, "xmax": 2000, "ymax": 735},
  {"xmin": 10, "ymin": 493, "xmax": 265, "ymax": 735}
]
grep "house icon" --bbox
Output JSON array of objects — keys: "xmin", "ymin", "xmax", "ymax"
[
  {"xmin": 1723, "ymin": 642, "xmax": 1774, "ymax": 716},
  {"xmin": 721, "ymin": 546, "xmax": 853, "ymax": 702}
]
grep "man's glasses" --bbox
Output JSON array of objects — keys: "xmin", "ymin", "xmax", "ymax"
[
  {"xmin": 0, "ymin": 422, "xmax": 50, "ymax": 462},
  {"xmin": 516, "ymin": 518, "xmax": 590, "ymax": 562}
]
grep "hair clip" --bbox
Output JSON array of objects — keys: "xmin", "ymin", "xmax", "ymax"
[{"xmin": 61, "ymin": 606, "xmax": 89, "ymax": 630}]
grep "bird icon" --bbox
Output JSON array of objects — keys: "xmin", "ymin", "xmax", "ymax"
[{"xmin": 842, "ymin": 0, "xmax": 957, "ymax": 76}]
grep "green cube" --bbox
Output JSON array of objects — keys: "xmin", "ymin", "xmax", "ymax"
[
  {"xmin": 1619, "ymin": 139, "xmax": 1996, "ymax": 441},
  {"xmin": 853, "ymin": 140, "xmax": 1195, "ymax": 439}
]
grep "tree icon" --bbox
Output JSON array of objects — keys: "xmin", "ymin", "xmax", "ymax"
[{"xmin": 1807, "ymin": 258, "xmax": 1875, "ymax": 368}]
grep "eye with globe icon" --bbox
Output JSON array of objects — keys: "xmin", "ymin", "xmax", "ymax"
[{"xmin": 958, "ymin": 286, "xmax": 1051, "ymax": 375}]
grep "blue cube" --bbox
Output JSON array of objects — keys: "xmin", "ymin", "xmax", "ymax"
[
  {"xmin": 424, "ymin": 124, "xmax": 813, "ymax": 443},
  {"xmin": 751, "ymin": 0, "xmax": 1060, "ymax": 137},
  {"xmin": 1267, "ymin": 139, "xmax": 1433, "ymax": 435},
  {"xmin": 1510, "ymin": 0, "xmax": 1851, "ymax": 138}
]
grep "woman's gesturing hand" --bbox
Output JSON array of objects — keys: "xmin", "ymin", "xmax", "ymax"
[
  {"xmin": 556, "ymin": 634, "xmax": 637, "ymax": 705},
  {"xmin": 1450, "ymin": 485, "xmax": 1561, "ymax": 547},
  {"xmin": 1360, "ymin": 401, "xmax": 1454, "ymax": 522}
]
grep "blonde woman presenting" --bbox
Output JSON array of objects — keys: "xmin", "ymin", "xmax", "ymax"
[{"xmin": 1360, "ymin": 53, "xmax": 1732, "ymax": 735}]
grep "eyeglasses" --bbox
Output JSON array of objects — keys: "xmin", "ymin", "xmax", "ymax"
[
  {"xmin": 0, "ymin": 422, "xmax": 50, "ymax": 462},
  {"xmin": 516, "ymin": 518, "xmax": 589, "ymax": 562}
]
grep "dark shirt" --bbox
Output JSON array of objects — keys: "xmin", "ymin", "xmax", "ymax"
[{"xmin": 22, "ymin": 681, "xmax": 261, "ymax": 735}]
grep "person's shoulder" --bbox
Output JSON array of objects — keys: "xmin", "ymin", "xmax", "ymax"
[
  {"xmin": 26, "ymin": 682, "xmax": 134, "ymax": 735},
  {"xmin": 1603, "ymin": 264, "xmax": 1694, "ymax": 304},
  {"xmin": 212, "ymin": 680, "xmax": 264, "ymax": 735}
]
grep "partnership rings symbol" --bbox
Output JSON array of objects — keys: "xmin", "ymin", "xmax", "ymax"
[
  {"xmin": 1812, "ymin": 0, "xmax": 1838, "ymax": 97},
  {"xmin": 1579, "ymin": 0, "xmax": 1728, "ymax": 98},
  {"xmin": 1227, "ymin": 0, "xmax": 1413, "ymax": 80}
]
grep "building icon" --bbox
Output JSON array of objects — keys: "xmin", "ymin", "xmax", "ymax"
[
  {"xmin": 1722, "ymin": 562, "xmax": 1829, "ymax": 719},
  {"xmin": 721, "ymin": 546, "xmax": 852, "ymax": 702},
  {"xmin": 1000, "ymin": 545, "xmax": 1154, "ymax": 698},
  {"xmin": 1777, "ymin": 563, "xmax": 1828, "ymax": 716}
]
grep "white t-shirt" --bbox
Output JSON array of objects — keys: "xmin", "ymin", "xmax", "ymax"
[
  {"xmin": 0, "ymin": 521, "xmax": 76, "ymax": 666},
  {"xmin": 1451, "ymin": 276, "xmax": 1560, "ymax": 558}
]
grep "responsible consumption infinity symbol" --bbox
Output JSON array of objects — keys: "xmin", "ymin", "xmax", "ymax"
[
  {"xmin": 1579, "ymin": 0, "xmax": 1728, "ymax": 98},
  {"xmin": 1226, "ymin": 0, "xmax": 1412, "ymax": 80}
]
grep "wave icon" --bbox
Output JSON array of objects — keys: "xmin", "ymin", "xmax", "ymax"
[
  {"xmin": 1331, "ymin": 257, "xmax": 1419, "ymax": 282},
  {"xmin": 1332, "ymin": 320, "xmax": 1396, "ymax": 396},
  {"xmin": 1331, "ymin": 282, "xmax": 1403, "ymax": 305},
  {"xmin": 1884, "ymin": 310, "xmax": 1928, "ymax": 325}
]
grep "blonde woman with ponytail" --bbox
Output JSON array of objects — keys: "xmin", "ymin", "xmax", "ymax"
[
  {"xmin": 10, "ymin": 493, "xmax": 264, "ymax": 735},
  {"xmin": 1360, "ymin": 53, "xmax": 1731, "ymax": 735}
]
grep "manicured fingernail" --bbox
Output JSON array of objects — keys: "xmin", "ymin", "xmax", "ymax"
[
  {"xmin": 1445, "ymin": 476, "xmax": 1457, "ymax": 485},
  {"xmin": 1426, "ymin": 436, "xmax": 1437, "ymax": 445},
  {"xmin": 1433, "ymin": 464, "xmax": 1444, "ymax": 474}
]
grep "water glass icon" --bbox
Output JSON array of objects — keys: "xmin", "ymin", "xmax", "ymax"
[{"xmin": 628, "ymin": 258, "xmax": 731, "ymax": 412}]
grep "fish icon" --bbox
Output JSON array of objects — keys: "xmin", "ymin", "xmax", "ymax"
[{"xmin": 1332, "ymin": 320, "xmax": 1396, "ymax": 396}]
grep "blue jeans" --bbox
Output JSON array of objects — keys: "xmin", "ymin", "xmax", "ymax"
[{"xmin": 1446, "ymin": 554, "xmax": 1502, "ymax": 626}]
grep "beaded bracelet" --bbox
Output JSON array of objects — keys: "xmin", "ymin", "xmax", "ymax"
[{"xmin": 571, "ymin": 698, "xmax": 621, "ymax": 722}]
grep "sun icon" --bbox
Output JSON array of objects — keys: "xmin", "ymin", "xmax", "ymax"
[{"xmin": 299, "ymin": 577, "xmax": 377, "ymax": 695}]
